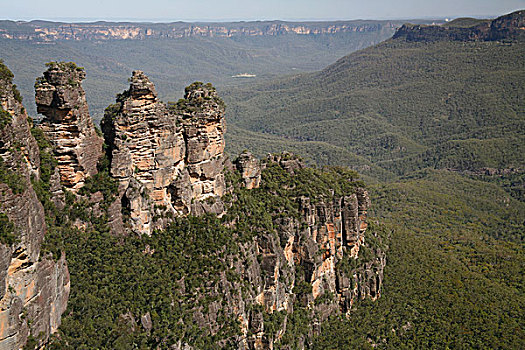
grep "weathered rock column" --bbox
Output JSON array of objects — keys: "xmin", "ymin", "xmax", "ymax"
[
  {"xmin": 234, "ymin": 151, "xmax": 261, "ymax": 189},
  {"xmin": 35, "ymin": 62, "xmax": 103, "ymax": 191},
  {"xmin": 102, "ymin": 70, "xmax": 186, "ymax": 234},
  {"xmin": 102, "ymin": 73, "xmax": 228, "ymax": 234},
  {"xmin": 177, "ymin": 82, "xmax": 227, "ymax": 216}
]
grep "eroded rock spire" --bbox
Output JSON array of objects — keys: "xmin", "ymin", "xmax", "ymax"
[
  {"xmin": 101, "ymin": 72, "xmax": 226, "ymax": 234},
  {"xmin": 34, "ymin": 62, "xmax": 103, "ymax": 191}
]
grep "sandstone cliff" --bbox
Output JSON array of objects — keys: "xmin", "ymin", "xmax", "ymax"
[
  {"xmin": 34, "ymin": 62, "xmax": 103, "ymax": 191},
  {"xmin": 235, "ymin": 151, "xmax": 262, "ymax": 190},
  {"xmin": 232, "ymin": 155, "xmax": 386, "ymax": 347},
  {"xmin": 0, "ymin": 20, "xmax": 402, "ymax": 41},
  {"xmin": 91, "ymin": 69, "xmax": 386, "ymax": 347},
  {"xmin": 393, "ymin": 10, "xmax": 525, "ymax": 42},
  {"xmin": 164, "ymin": 153, "xmax": 387, "ymax": 349},
  {"xmin": 101, "ymin": 72, "xmax": 226, "ymax": 234},
  {"xmin": 0, "ymin": 61, "xmax": 69, "ymax": 350},
  {"xmin": 95, "ymin": 71, "xmax": 386, "ymax": 346}
]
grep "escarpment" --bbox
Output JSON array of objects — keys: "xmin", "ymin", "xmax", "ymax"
[
  {"xmin": 101, "ymin": 72, "xmax": 226, "ymax": 234},
  {"xmin": 0, "ymin": 20, "xmax": 401, "ymax": 42},
  {"xmin": 393, "ymin": 10, "xmax": 524, "ymax": 42},
  {"xmin": 34, "ymin": 62, "xmax": 103, "ymax": 191},
  {"xmin": 0, "ymin": 62, "xmax": 69, "ymax": 350}
]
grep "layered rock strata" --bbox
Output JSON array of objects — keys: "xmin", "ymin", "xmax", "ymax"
[
  {"xmin": 34, "ymin": 62, "xmax": 103, "ymax": 191},
  {"xmin": 0, "ymin": 20, "xmax": 403, "ymax": 41},
  {"xmin": 1, "ymin": 59, "xmax": 387, "ymax": 348},
  {"xmin": 234, "ymin": 151, "xmax": 262, "ymax": 189},
  {"xmin": 101, "ymin": 72, "xmax": 226, "ymax": 234},
  {"xmin": 0, "ymin": 62, "xmax": 69, "ymax": 350},
  {"xmin": 177, "ymin": 81, "xmax": 227, "ymax": 215},
  {"xmin": 250, "ymin": 157, "xmax": 381, "ymax": 317}
]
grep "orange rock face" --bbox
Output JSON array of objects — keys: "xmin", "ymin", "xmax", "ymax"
[
  {"xmin": 102, "ymin": 72, "xmax": 226, "ymax": 235},
  {"xmin": 34, "ymin": 62, "xmax": 103, "ymax": 191},
  {"xmin": 248, "ymin": 160, "xmax": 383, "ymax": 324}
]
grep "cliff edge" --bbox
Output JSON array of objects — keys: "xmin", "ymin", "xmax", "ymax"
[
  {"xmin": 0, "ymin": 61, "xmax": 69, "ymax": 350},
  {"xmin": 393, "ymin": 10, "xmax": 525, "ymax": 42}
]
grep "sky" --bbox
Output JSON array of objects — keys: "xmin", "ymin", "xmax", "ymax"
[{"xmin": 2, "ymin": 0, "xmax": 524, "ymax": 22}]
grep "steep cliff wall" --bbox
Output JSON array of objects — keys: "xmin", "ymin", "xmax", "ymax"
[
  {"xmin": 0, "ymin": 20, "xmax": 401, "ymax": 41},
  {"xmin": 0, "ymin": 62, "xmax": 69, "ymax": 350},
  {"xmin": 1, "ymin": 61, "xmax": 387, "ymax": 348},
  {"xmin": 102, "ymin": 72, "xmax": 226, "ymax": 234},
  {"xmin": 230, "ymin": 155, "xmax": 386, "ymax": 348},
  {"xmin": 97, "ymin": 72, "xmax": 385, "ymax": 346},
  {"xmin": 393, "ymin": 10, "xmax": 524, "ymax": 42},
  {"xmin": 153, "ymin": 154, "xmax": 387, "ymax": 349},
  {"xmin": 176, "ymin": 82, "xmax": 227, "ymax": 216},
  {"xmin": 34, "ymin": 62, "xmax": 103, "ymax": 191}
]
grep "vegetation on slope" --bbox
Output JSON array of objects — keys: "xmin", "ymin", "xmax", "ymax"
[
  {"xmin": 223, "ymin": 39, "xmax": 524, "ymax": 179},
  {"xmin": 314, "ymin": 170, "xmax": 524, "ymax": 349},
  {"xmin": 32, "ymin": 137, "xmax": 370, "ymax": 348},
  {"xmin": 3, "ymin": 15, "xmax": 523, "ymax": 348},
  {"xmin": 220, "ymin": 23, "xmax": 525, "ymax": 348}
]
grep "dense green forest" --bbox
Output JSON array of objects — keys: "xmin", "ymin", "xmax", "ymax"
[
  {"xmin": 315, "ymin": 171, "xmax": 524, "ymax": 349},
  {"xmin": 2, "ymin": 13, "xmax": 524, "ymax": 348},
  {"xmin": 37, "ymin": 153, "xmax": 524, "ymax": 348},
  {"xmin": 223, "ymin": 39, "xmax": 524, "ymax": 180},
  {"xmin": 32, "ymin": 141, "xmax": 376, "ymax": 348},
  {"xmin": 219, "ymin": 23, "xmax": 525, "ymax": 348}
]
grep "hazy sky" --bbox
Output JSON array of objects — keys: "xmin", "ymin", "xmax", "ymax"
[{"xmin": 3, "ymin": 0, "xmax": 524, "ymax": 21}]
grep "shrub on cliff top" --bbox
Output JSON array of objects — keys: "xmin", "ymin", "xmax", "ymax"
[
  {"xmin": 0, "ymin": 60, "xmax": 14, "ymax": 83},
  {"xmin": 0, "ymin": 212, "xmax": 17, "ymax": 245},
  {"xmin": 45, "ymin": 61, "xmax": 84, "ymax": 72}
]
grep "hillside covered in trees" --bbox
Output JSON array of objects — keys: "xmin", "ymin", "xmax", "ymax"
[{"xmin": 223, "ymin": 11, "xmax": 525, "ymax": 183}]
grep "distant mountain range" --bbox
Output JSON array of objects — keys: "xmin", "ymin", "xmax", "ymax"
[{"xmin": 0, "ymin": 19, "xmax": 431, "ymax": 41}]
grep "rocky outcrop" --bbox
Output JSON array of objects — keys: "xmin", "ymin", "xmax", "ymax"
[
  {"xmin": 0, "ymin": 20, "xmax": 404, "ymax": 41},
  {"xmin": 102, "ymin": 72, "xmax": 226, "ymax": 234},
  {"xmin": 488, "ymin": 10, "xmax": 525, "ymax": 41},
  {"xmin": 101, "ymin": 71, "xmax": 185, "ymax": 234},
  {"xmin": 393, "ymin": 10, "xmax": 525, "ymax": 42},
  {"xmin": 2, "ymin": 59, "xmax": 387, "ymax": 348},
  {"xmin": 0, "ymin": 62, "xmax": 69, "ymax": 350},
  {"xmin": 266, "ymin": 152, "xmax": 304, "ymax": 175},
  {"xmin": 177, "ymin": 82, "xmax": 227, "ymax": 216},
  {"xmin": 251, "ymin": 164, "xmax": 382, "ymax": 315},
  {"xmin": 234, "ymin": 151, "xmax": 261, "ymax": 189},
  {"xmin": 172, "ymin": 154, "xmax": 387, "ymax": 348},
  {"xmin": 34, "ymin": 62, "xmax": 103, "ymax": 191}
]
